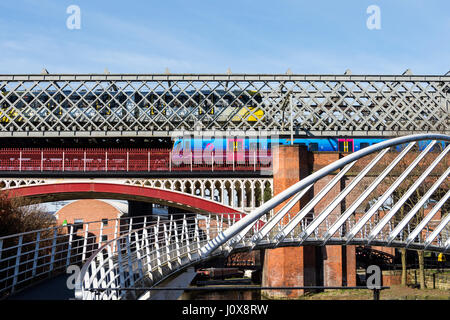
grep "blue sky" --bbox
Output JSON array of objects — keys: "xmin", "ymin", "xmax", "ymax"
[{"xmin": 0, "ymin": 0, "xmax": 448, "ymax": 74}]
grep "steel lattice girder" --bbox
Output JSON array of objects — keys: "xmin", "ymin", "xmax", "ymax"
[{"xmin": 0, "ymin": 74, "xmax": 448, "ymax": 138}]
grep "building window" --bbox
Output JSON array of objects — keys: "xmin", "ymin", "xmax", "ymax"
[
  {"xmin": 102, "ymin": 235, "xmax": 108, "ymax": 242},
  {"xmin": 73, "ymin": 219, "xmax": 84, "ymax": 232},
  {"xmin": 102, "ymin": 219, "xmax": 108, "ymax": 226}
]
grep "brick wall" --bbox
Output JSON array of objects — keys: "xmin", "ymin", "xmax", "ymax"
[
  {"xmin": 55, "ymin": 199, "xmax": 122, "ymax": 244},
  {"xmin": 382, "ymin": 269, "xmax": 450, "ymax": 290}
]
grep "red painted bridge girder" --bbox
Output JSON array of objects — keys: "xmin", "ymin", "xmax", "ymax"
[{"xmin": 6, "ymin": 182, "xmax": 242, "ymax": 215}]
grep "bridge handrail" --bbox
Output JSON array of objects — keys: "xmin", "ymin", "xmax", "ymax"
[
  {"xmin": 74, "ymin": 213, "xmax": 257, "ymax": 300},
  {"xmin": 0, "ymin": 213, "xmax": 166, "ymax": 242},
  {"xmin": 0, "ymin": 213, "xmax": 179, "ymax": 298},
  {"xmin": 0, "ymin": 148, "xmax": 273, "ymax": 173}
]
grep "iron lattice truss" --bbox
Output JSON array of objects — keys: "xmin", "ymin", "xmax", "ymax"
[{"xmin": 0, "ymin": 74, "xmax": 449, "ymax": 138}]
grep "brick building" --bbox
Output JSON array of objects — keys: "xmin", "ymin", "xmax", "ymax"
[{"xmin": 55, "ymin": 199, "xmax": 127, "ymax": 244}]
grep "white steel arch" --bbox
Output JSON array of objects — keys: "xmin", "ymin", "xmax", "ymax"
[
  {"xmin": 201, "ymin": 133, "xmax": 450, "ymax": 256},
  {"xmin": 71, "ymin": 134, "xmax": 449, "ymax": 300}
]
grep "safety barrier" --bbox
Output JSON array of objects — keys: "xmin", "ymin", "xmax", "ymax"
[
  {"xmin": 0, "ymin": 213, "xmax": 244, "ymax": 299},
  {"xmin": 0, "ymin": 148, "xmax": 272, "ymax": 173}
]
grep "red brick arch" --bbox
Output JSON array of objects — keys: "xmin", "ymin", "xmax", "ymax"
[{"xmin": 6, "ymin": 182, "xmax": 242, "ymax": 214}]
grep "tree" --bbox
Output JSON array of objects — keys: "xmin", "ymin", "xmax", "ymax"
[
  {"xmin": 0, "ymin": 192, "xmax": 55, "ymax": 237},
  {"xmin": 0, "ymin": 192, "xmax": 57, "ymax": 298}
]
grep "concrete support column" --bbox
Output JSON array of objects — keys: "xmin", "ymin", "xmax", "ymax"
[{"xmin": 262, "ymin": 145, "xmax": 316, "ymax": 299}]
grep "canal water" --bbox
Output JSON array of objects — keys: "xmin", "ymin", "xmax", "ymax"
[{"xmin": 180, "ymin": 288, "xmax": 262, "ymax": 300}]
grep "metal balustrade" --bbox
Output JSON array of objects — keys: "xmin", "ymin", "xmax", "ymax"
[
  {"xmin": 75, "ymin": 213, "xmax": 258, "ymax": 300},
  {"xmin": 0, "ymin": 148, "xmax": 272, "ymax": 174},
  {"xmin": 0, "ymin": 213, "xmax": 183, "ymax": 299},
  {"xmin": 0, "ymin": 74, "xmax": 448, "ymax": 138},
  {"xmin": 0, "ymin": 212, "xmax": 249, "ymax": 300},
  {"xmin": 75, "ymin": 135, "xmax": 449, "ymax": 300}
]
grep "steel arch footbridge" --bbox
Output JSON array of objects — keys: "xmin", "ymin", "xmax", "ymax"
[
  {"xmin": 76, "ymin": 133, "xmax": 450, "ymax": 299},
  {"xmin": 0, "ymin": 134, "xmax": 449, "ymax": 300}
]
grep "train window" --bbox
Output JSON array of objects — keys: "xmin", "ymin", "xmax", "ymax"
[
  {"xmin": 236, "ymin": 140, "xmax": 243, "ymax": 151},
  {"xmin": 308, "ymin": 143, "xmax": 318, "ymax": 152},
  {"xmin": 360, "ymin": 142, "xmax": 370, "ymax": 149},
  {"xmin": 227, "ymin": 139, "xmax": 234, "ymax": 152}
]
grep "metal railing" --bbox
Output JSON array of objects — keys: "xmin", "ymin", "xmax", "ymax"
[
  {"xmin": 0, "ymin": 148, "xmax": 272, "ymax": 173},
  {"xmin": 0, "ymin": 213, "xmax": 204, "ymax": 299},
  {"xmin": 75, "ymin": 213, "xmax": 258, "ymax": 300},
  {"xmin": 2, "ymin": 134, "xmax": 449, "ymax": 300}
]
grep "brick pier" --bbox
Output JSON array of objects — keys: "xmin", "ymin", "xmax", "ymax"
[{"xmin": 262, "ymin": 145, "xmax": 356, "ymax": 298}]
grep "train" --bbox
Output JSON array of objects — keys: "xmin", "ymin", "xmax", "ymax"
[{"xmin": 171, "ymin": 136, "xmax": 447, "ymax": 154}]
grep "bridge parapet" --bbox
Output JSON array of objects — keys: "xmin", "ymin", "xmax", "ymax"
[
  {"xmin": 75, "ymin": 213, "xmax": 256, "ymax": 300},
  {"xmin": 0, "ymin": 212, "xmax": 248, "ymax": 299},
  {"xmin": 0, "ymin": 214, "xmax": 164, "ymax": 298},
  {"xmin": 0, "ymin": 148, "xmax": 272, "ymax": 175}
]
